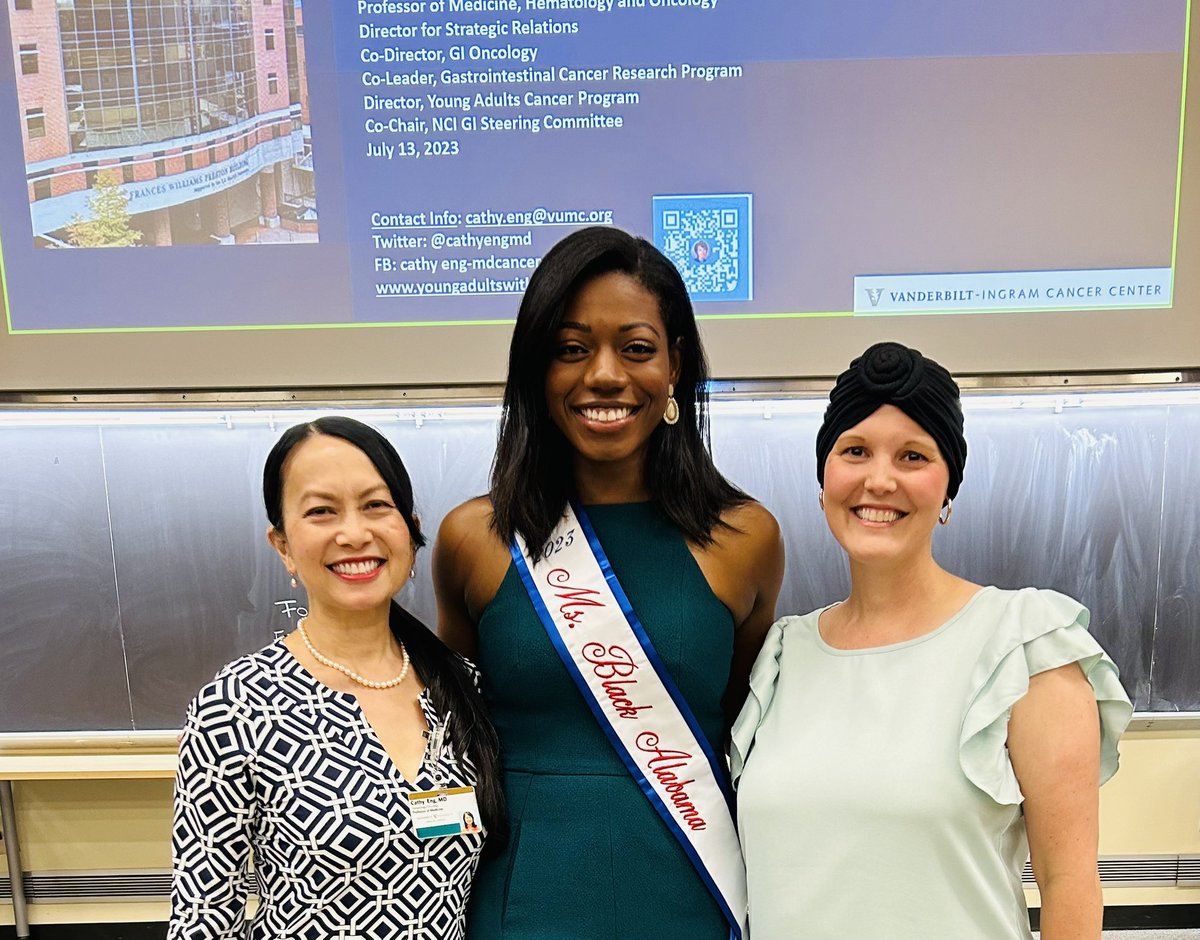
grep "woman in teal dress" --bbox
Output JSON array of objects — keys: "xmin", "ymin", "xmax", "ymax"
[{"xmin": 434, "ymin": 226, "xmax": 784, "ymax": 939}]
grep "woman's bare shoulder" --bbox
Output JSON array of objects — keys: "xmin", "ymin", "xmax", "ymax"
[
  {"xmin": 718, "ymin": 500, "xmax": 785, "ymax": 597},
  {"xmin": 438, "ymin": 496, "xmax": 496, "ymax": 545},
  {"xmin": 688, "ymin": 499, "xmax": 785, "ymax": 628},
  {"xmin": 719, "ymin": 499, "xmax": 783, "ymax": 555},
  {"xmin": 434, "ymin": 496, "xmax": 512, "ymax": 622}
]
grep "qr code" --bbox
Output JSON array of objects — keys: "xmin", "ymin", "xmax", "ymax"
[{"xmin": 652, "ymin": 193, "xmax": 753, "ymax": 302}]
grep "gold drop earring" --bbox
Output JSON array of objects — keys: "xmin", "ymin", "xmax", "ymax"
[{"xmin": 663, "ymin": 384, "xmax": 680, "ymax": 425}]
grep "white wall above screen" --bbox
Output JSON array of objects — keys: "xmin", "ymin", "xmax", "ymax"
[{"xmin": 0, "ymin": 1, "xmax": 1195, "ymax": 391}]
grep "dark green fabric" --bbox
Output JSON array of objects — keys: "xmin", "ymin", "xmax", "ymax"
[{"xmin": 468, "ymin": 502, "xmax": 735, "ymax": 939}]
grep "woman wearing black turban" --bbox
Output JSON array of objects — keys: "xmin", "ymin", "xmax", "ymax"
[{"xmin": 730, "ymin": 342, "xmax": 1132, "ymax": 939}]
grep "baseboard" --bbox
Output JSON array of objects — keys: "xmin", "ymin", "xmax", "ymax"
[
  {"xmin": 1026, "ymin": 904, "xmax": 1200, "ymax": 929},
  {"xmin": 4, "ymin": 907, "xmax": 1200, "ymax": 937},
  {"xmin": 4, "ymin": 855, "xmax": 1196, "ymax": 906},
  {"xmin": 1104, "ymin": 904, "xmax": 1200, "ymax": 928}
]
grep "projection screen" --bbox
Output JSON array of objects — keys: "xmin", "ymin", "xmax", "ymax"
[{"xmin": 0, "ymin": 0, "xmax": 1196, "ymax": 390}]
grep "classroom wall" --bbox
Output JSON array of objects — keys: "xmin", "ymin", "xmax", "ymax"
[
  {"xmin": 3, "ymin": 385, "xmax": 1199, "ymax": 735},
  {"xmin": 3, "ymin": 381, "xmax": 1200, "ymax": 927}
]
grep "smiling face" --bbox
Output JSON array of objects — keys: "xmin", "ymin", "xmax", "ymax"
[
  {"xmin": 821, "ymin": 404, "xmax": 950, "ymax": 567},
  {"xmin": 267, "ymin": 434, "xmax": 414, "ymax": 623},
  {"xmin": 544, "ymin": 271, "xmax": 681, "ymax": 486}
]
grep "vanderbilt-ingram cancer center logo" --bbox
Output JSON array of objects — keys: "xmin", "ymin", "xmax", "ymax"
[{"xmin": 866, "ymin": 287, "xmax": 884, "ymax": 307}]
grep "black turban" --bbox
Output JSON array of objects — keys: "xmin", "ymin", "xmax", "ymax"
[{"xmin": 815, "ymin": 342, "xmax": 967, "ymax": 500}]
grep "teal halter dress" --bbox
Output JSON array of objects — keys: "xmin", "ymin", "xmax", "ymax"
[{"xmin": 468, "ymin": 503, "xmax": 734, "ymax": 939}]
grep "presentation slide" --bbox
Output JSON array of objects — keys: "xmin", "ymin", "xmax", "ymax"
[{"xmin": 0, "ymin": 0, "xmax": 1189, "ymax": 335}]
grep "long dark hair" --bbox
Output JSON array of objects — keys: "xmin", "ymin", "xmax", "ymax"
[
  {"xmin": 263, "ymin": 416, "xmax": 507, "ymax": 849},
  {"xmin": 491, "ymin": 226, "xmax": 748, "ymax": 557}
]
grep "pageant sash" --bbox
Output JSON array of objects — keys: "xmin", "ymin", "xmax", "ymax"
[{"xmin": 511, "ymin": 502, "xmax": 747, "ymax": 939}]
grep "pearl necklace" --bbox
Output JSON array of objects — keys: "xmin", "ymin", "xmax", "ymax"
[{"xmin": 296, "ymin": 617, "xmax": 411, "ymax": 690}]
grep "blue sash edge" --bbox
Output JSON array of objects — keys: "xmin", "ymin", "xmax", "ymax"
[
  {"xmin": 570, "ymin": 500, "xmax": 737, "ymax": 810},
  {"xmin": 509, "ymin": 504, "xmax": 742, "ymax": 940}
]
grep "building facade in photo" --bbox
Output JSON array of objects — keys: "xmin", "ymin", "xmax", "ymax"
[{"xmin": 10, "ymin": 0, "xmax": 316, "ymax": 247}]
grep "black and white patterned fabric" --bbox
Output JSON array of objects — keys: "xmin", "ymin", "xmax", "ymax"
[{"xmin": 168, "ymin": 642, "xmax": 483, "ymax": 940}]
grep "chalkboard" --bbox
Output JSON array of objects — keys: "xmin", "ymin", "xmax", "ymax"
[{"xmin": 1, "ymin": 388, "xmax": 1197, "ymax": 732}]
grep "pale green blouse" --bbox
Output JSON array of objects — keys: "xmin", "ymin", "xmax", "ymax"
[{"xmin": 732, "ymin": 587, "xmax": 1132, "ymax": 940}]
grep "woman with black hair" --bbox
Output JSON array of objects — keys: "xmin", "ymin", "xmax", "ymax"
[
  {"xmin": 435, "ymin": 227, "xmax": 785, "ymax": 939},
  {"xmin": 169, "ymin": 416, "xmax": 504, "ymax": 940}
]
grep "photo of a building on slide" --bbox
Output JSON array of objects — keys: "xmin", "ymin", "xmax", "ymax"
[{"xmin": 10, "ymin": 0, "xmax": 318, "ymax": 248}]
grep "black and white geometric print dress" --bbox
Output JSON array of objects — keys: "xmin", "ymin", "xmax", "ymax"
[{"xmin": 168, "ymin": 641, "xmax": 484, "ymax": 940}]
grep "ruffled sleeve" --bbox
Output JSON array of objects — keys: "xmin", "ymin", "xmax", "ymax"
[
  {"xmin": 731, "ymin": 616, "xmax": 793, "ymax": 788},
  {"xmin": 958, "ymin": 588, "xmax": 1133, "ymax": 805}
]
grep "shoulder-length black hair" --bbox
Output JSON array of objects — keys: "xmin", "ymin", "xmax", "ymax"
[
  {"xmin": 491, "ymin": 226, "xmax": 748, "ymax": 557},
  {"xmin": 263, "ymin": 416, "xmax": 507, "ymax": 850}
]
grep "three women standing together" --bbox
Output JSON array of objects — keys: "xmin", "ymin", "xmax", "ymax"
[{"xmin": 170, "ymin": 226, "xmax": 1130, "ymax": 940}]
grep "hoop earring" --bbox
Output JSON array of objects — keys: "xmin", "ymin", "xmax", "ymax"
[
  {"xmin": 938, "ymin": 499, "xmax": 953, "ymax": 526},
  {"xmin": 663, "ymin": 384, "xmax": 680, "ymax": 426},
  {"xmin": 818, "ymin": 489, "xmax": 824, "ymax": 510}
]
